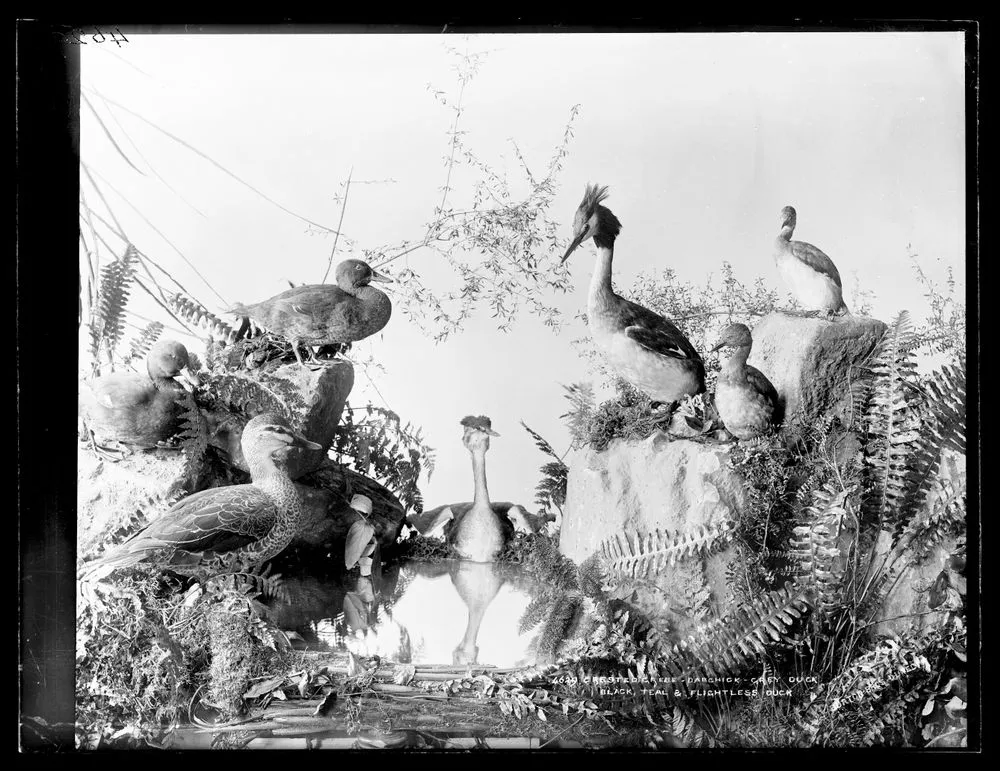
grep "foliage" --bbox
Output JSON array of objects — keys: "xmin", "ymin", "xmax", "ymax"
[
  {"xmin": 599, "ymin": 521, "xmax": 735, "ymax": 583},
  {"xmin": 88, "ymin": 244, "xmax": 137, "ymax": 376},
  {"xmin": 121, "ymin": 320, "xmax": 164, "ymax": 370},
  {"xmin": 75, "ymin": 565, "xmax": 295, "ymax": 749},
  {"xmin": 520, "ymin": 421, "xmax": 568, "ymax": 519},
  {"xmin": 332, "ymin": 403, "xmax": 435, "ymax": 516},
  {"xmin": 576, "ymin": 378, "xmax": 660, "ymax": 452},
  {"xmin": 908, "ymin": 246, "xmax": 967, "ymax": 359}
]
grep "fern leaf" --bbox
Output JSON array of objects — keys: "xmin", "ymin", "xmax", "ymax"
[
  {"xmin": 122, "ymin": 321, "xmax": 164, "ymax": 369},
  {"xmin": 861, "ymin": 311, "xmax": 924, "ymax": 533},
  {"xmin": 90, "ymin": 245, "xmax": 137, "ymax": 373},
  {"xmin": 170, "ymin": 292, "xmax": 240, "ymax": 343},
  {"xmin": 790, "ymin": 482, "xmax": 854, "ymax": 613},
  {"xmin": 599, "ymin": 521, "xmax": 736, "ymax": 581}
]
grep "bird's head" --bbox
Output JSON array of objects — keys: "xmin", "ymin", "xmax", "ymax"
[
  {"xmin": 460, "ymin": 414, "xmax": 499, "ymax": 452},
  {"xmin": 710, "ymin": 323, "xmax": 754, "ymax": 353},
  {"xmin": 147, "ymin": 340, "xmax": 201, "ymax": 390},
  {"xmin": 780, "ymin": 205, "xmax": 797, "ymax": 230},
  {"xmin": 336, "ymin": 259, "xmax": 394, "ymax": 289},
  {"xmin": 561, "ymin": 183, "xmax": 622, "ymax": 263},
  {"xmin": 242, "ymin": 412, "xmax": 322, "ymax": 462}
]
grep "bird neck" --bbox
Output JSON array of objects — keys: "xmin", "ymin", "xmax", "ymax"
[
  {"xmin": 778, "ymin": 223, "xmax": 795, "ymax": 241},
  {"xmin": 722, "ymin": 345, "xmax": 752, "ymax": 377},
  {"xmin": 247, "ymin": 454, "xmax": 294, "ymax": 486},
  {"xmin": 470, "ymin": 448, "xmax": 491, "ymax": 509},
  {"xmin": 589, "ymin": 242, "xmax": 616, "ymax": 303}
]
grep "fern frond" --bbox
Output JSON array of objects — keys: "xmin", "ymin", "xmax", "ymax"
[
  {"xmin": 175, "ymin": 390, "xmax": 209, "ymax": 488},
  {"xmin": 169, "ymin": 292, "xmax": 240, "ymax": 343},
  {"xmin": 861, "ymin": 311, "xmax": 923, "ymax": 533},
  {"xmin": 122, "ymin": 321, "xmax": 164, "ymax": 369},
  {"xmin": 901, "ymin": 477, "xmax": 967, "ymax": 563},
  {"xmin": 599, "ymin": 521, "xmax": 736, "ymax": 581},
  {"xmin": 205, "ymin": 371, "xmax": 308, "ymax": 425},
  {"xmin": 520, "ymin": 421, "xmax": 564, "ymax": 462},
  {"xmin": 673, "ymin": 584, "xmax": 811, "ymax": 679},
  {"xmin": 90, "ymin": 245, "xmax": 137, "ymax": 373},
  {"xmin": 560, "ymin": 382, "xmax": 596, "ymax": 450},
  {"xmin": 885, "ymin": 355, "xmax": 967, "ymax": 545},
  {"xmin": 790, "ymin": 482, "xmax": 855, "ymax": 613}
]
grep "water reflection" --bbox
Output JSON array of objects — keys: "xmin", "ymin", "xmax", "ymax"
[{"xmin": 259, "ymin": 559, "xmax": 550, "ymax": 668}]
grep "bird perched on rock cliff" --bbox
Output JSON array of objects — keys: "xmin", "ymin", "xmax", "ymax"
[
  {"xmin": 774, "ymin": 205, "xmax": 849, "ymax": 317},
  {"xmin": 562, "ymin": 184, "xmax": 705, "ymax": 414},
  {"xmin": 86, "ymin": 413, "xmax": 322, "ymax": 574},
  {"xmin": 79, "ymin": 339, "xmax": 201, "ymax": 457},
  {"xmin": 229, "ymin": 259, "xmax": 393, "ymax": 367},
  {"xmin": 711, "ymin": 323, "xmax": 779, "ymax": 441}
]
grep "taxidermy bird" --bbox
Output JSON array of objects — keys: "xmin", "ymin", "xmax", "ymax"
[
  {"xmin": 422, "ymin": 416, "xmax": 533, "ymax": 562},
  {"xmin": 229, "ymin": 259, "xmax": 393, "ymax": 366},
  {"xmin": 561, "ymin": 184, "xmax": 705, "ymax": 415},
  {"xmin": 774, "ymin": 205, "xmax": 849, "ymax": 317},
  {"xmin": 710, "ymin": 323, "xmax": 780, "ymax": 440},
  {"xmin": 87, "ymin": 413, "xmax": 322, "ymax": 574},
  {"xmin": 79, "ymin": 339, "xmax": 201, "ymax": 457}
]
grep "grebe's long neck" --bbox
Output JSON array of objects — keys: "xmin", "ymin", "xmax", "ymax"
[
  {"xmin": 778, "ymin": 223, "xmax": 795, "ymax": 242},
  {"xmin": 470, "ymin": 448, "xmax": 491, "ymax": 509},
  {"xmin": 588, "ymin": 242, "xmax": 617, "ymax": 310}
]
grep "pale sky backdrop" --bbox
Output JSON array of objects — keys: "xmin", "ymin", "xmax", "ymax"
[{"xmin": 79, "ymin": 31, "xmax": 967, "ymax": 515}]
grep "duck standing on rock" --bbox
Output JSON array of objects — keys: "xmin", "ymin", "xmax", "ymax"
[
  {"xmin": 774, "ymin": 205, "xmax": 849, "ymax": 317},
  {"xmin": 87, "ymin": 413, "xmax": 322, "ymax": 574},
  {"xmin": 711, "ymin": 323, "xmax": 779, "ymax": 441},
  {"xmin": 80, "ymin": 339, "xmax": 201, "ymax": 456},
  {"xmin": 562, "ymin": 184, "xmax": 705, "ymax": 416},
  {"xmin": 229, "ymin": 259, "xmax": 393, "ymax": 367},
  {"xmin": 424, "ymin": 416, "xmax": 532, "ymax": 562}
]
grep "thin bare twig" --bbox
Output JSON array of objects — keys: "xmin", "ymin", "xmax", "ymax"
[
  {"xmin": 90, "ymin": 88, "xmax": 343, "ymax": 236},
  {"xmin": 322, "ymin": 167, "xmax": 353, "ymax": 284}
]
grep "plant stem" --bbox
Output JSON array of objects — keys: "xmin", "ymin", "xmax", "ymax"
[{"xmin": 322, "ymin": 168, "xmax": 353, "ymax": 284}]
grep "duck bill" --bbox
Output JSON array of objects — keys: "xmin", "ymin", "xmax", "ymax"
[
  {"xmin": 369, "ymin": 269, "xmax": 394, "ymax": 284},
  {"xmin": 290, "ymin": 432, "xmax": 323, "ymax": 451},
  {"xmin": 175, "ymin": 366, "xmax": 202, "ymax": 391},
  {"xmin": 560, "ymin": 233, "xmax": 586, "ymax": 264}
]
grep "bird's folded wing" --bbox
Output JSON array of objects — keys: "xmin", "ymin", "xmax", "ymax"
[
  {"xmin": 746, "ymin": 365, "xmax": 780, "ymax": 405},
  {"xmin": 625, "ymin": 325, "xmax": 698, "ymax": 361},
  {"xmin": 791, "ymin": 241, "xmax": 843, "ymax": 288},
  {"xmin": 116, "ymin": 485, "xmax": 278, "ymax": 556}
]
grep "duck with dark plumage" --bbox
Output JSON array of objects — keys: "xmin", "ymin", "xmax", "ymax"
[
  {"xmin": 229, "ymin": 259, "xmax": 393, "ymax": 366},
  {"xmin": 87, "ymin": 412, "xmax": 322, "ymax": 575},
  {"xmin": 79, "ymin": 339, "xmax": 201, "ymax": 455}
]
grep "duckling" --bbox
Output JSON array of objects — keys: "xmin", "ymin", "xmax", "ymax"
[
  {"xmin": 710, "ymin": 323, "xmax": 779, "ymax": 440},
  {"xmin": 79, "ymin": 340, "xmax": 201, "ymax": 456},
  {"xmin": 562, "ymin": 184, "xmax": 705, "ymax": 415},
  {"xmin": 229, "ymin": 259, "xmax": 393, "ymax": 366},
  {"xmin": 423, "ymin": 416, "xmax": 532, "ymax": 562},
  {"xmin": 774, "ymin": 206, "xmax": 849, "ymax": 317},
  {"xmin": 88, "ymin": 413, "xmax": 322, "ymax": 573}
]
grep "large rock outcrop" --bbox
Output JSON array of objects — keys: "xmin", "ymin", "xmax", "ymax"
[
  {"xmin": 748, "ymin": 313, "xmax": 887, "ymax": 426},
  {"xmin": 206, "ymin": 360, "xmax": 355, "ymax": 480},
  {"xmin": 77, "ymin": 356, "xmax": 406, "ymax": 566},
  {"xmin": 561, "ymin": 433, "xmax": 747, "ymax": 634}
]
